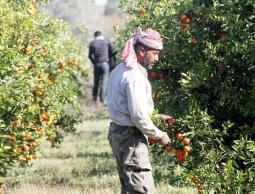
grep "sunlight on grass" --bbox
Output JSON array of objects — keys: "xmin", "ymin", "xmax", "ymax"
[{"xmin": 4, "ymin": 119, "xmax": 195, "ymax": 194}]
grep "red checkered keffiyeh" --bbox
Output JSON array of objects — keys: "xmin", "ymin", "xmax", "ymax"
[{"xmin": 121, "ymin": 28, "xmax": 163, "ymax": 69}]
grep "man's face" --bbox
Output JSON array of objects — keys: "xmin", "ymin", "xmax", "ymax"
[{"xmin": 142, "ymin": 50, "xmax": 160, "ymax": 69}]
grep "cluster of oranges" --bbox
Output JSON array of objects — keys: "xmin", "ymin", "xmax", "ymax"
[
  {"xmin": 180, "ymin": 14, "xmax": 199, "ymax": 46},
  {"xmin": 180, "ymin": 14, "xmax": 191, "ymax": 30},
  {"xmin": 40, "ymin": 111, "xmax": 50, "ymax": 122},
  {"xmin": 148, "ymin": 138, "xmax": 173, "ymax": 154},
  {"xmin": 9, "ymin": 131, "xmax": 40, "ymax": 162},
  {"xmin": 148, "ymin": 138, "xmax": 160, "ymax": 145},
  {"xmin": 45, "ymin": 61, "xmax": 66, "ymax": 84},
  {"xmin": 191, "ymin": 175, "xmax": 204, "ymax": 192},
  {"xmin": 36, "ymin": 127, "xmax": 45, "ymax": 137},
  {"xmin": 67, "ymin": 59, "xmax": 78, "ymax": 66},
  {"xmin": 37, "ymin": 85, "xmax": 45, "ymax": 97},
  {"xmin": 14, "ymin": 144, "xmax": 37, "ymax": 161},
  {"xmin": 175, "ymin": 132, "xmax": 191, "ymax": 162},
  {"xmin": 149, "ymin": 116, "xmax": 191, "ymax": 162},
  {"xmin": 148, "ymin": 71, "xmax": 168, "ymax": 79},
  {"xmin": 7, "ymin": 118, "xmax": 50, "ymax": 163}
]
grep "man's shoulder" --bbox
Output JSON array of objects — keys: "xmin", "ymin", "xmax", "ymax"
[
  {"xmin": 111, "ymin": 64, "xmax": 131, "ymax": 79},
  {"xmin": 89, "ymin": 40, "xmax": 95, "ymax": 46},
  {"xmin": 111, "ymin": 63, "xmax": 125, "ymax": 74},
  {"xmin": 114, "ymin": 64, "xmax": 142, "ymax": 81},
  {"xmin": 90, "ymin": 39, "xmax": 110, "ymax": 47}
]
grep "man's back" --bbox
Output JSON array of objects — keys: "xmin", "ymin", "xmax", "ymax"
[
  {"xmin": 88, "ymin": 31, "xmax": 114, "ymax": 104},
  {"xmin": 89, "ymin": 38, "xmax": 113, "ymax": 64},
  {"xmin": 107, "ymin": 63, "xmax": 156, "ymax": 131}
]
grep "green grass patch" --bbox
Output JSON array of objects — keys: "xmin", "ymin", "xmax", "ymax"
[{"xmin": 3, "ymin": 119, "xmax": 195, "ymax": 194}]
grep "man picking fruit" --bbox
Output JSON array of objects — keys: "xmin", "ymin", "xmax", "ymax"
[{"xmin": 107, "ymin": 28, "xmax": 170, "ymax": 194}]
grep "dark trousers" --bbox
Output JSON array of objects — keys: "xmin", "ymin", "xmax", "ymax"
[
  {"xmin": 108, "ymin": 122, "xmax": 156, "ymax": 194},
  {"xmin": 92, "ymin": 62, "xmax": 109, "ymax": 103}
]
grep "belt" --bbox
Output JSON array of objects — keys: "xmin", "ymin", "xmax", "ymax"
[
  {"xmin": 110, "ymin": 121, "xmax": 136, "ymax": 129},
  {"xmin": 110, "ymin": 122, "xmax": 141, "ymax": 134},
  {"xmin": 95, "ymin": 62, "xmax": 108, "ymax": 65}
]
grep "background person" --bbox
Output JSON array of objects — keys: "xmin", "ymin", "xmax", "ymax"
[{"xmin": 88, "ymin": 31, "xmax": 115, "ymax": 104}]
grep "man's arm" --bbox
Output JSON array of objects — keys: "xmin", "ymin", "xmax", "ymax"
[
  {"xmin": 108, "ymin": 41, "xmax": 117, "ymax": 71},
  {"xmin": 88, "ymin": 43, "xmax": 95, "ymax": 64},
  {"xmin": 108, "ymin": 41, "xmax": 116, "ymax": 58},
  {"xmin": 126, "ymin": 79, "xmax": 170, "ymax": 144}
]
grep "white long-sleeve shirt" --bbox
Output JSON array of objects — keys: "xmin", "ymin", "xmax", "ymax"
[{"xmin": 107, "ymin": 63, "xmax": 164, "ymax": 139}]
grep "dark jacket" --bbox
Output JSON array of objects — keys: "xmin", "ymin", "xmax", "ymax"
[{"xmin": 88, "ymin": 37, "xmax": 115, "ymax": 65}]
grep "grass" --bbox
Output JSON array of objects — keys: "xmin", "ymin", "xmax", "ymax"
[
  {"xmin": 2, "ymin": 94, "xmax": 195, "ymax": 194},
  {"xmin": 3, "ymin": 118, "xmax": 195, "ymax": 194},
  {"xmin": 0, "ymin": 59, "xmax": 198, "ymax": 194}
]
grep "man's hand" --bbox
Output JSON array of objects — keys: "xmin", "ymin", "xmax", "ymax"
[
  {"xmin": 148, "ymin": 133, "xmax": 170, "ymax": 145},
  {"xmin": 159, "ymin": 132, "xmax": 170, "ymax": 145}
]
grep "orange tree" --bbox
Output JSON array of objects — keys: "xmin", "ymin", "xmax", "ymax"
[
  {"xmin": 117, "ymin": 0, "xmax": 255, "ymax": 193},
  {"xmin": 0, "ymin": 0, "xmax": 87, "ymax": 177}
]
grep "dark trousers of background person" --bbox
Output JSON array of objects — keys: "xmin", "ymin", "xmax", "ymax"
[{"xmin": 92, "ymin": 62, "xmax": 109, "ymax": 104}]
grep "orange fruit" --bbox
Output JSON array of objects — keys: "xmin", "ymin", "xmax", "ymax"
[
  {"xmin": 181, "ymin": 14, "xmax": 188, "ymax": 21},
  {"xmin": 23, "ymin": 145, "xmax": 30, "ymax": 151},
  {"xmin": 14, "ymin": 146, "xmax": 21, "ymax": 153},
  {"xmin": 218, "ymin": 31, "xmax": 226, "ymax": 38},
  {"xmin": 176, "ymin": 148, "xmax": 185, "ymax": 162},
  {"xmin": 31, "ymin": 154, "xmax": 37, "ymax": 160},
  {"xmin": 164, "ymin": 146, "xmax": 172, "ymax": 152},
  {"xmin": 148, "ymin": 138, "xmax": 155, "ymax": 144},
  {"xmin": 23, "ymin": 133, "xmax": 32, "ymax": 140},
  {"xmin": 31, "ymin": 141, "xmax": 38, "ymax": 147},
  {"xmin": 41, "ymin": 112, "xmax": 49, "ymax": 122},
  {"xmin": 216, "ymin": 63, "xmax": 223, "ymax": 71},
  {"xmin": 192, "ymin": 37, "xmax": 197, "ymax": 44},
  {"xmin": 138, "ymin": 8, "xmax": 146, "ymax": 15},
  {"xmin": 46, "ymin": 136, "xmax": 54, "ymax": 141},
  {"xmin": 149, "ymin": 71, "xmax": 157, "ymax": 78},
  {"xmin": 192, "ymin": 175, "xmax": 199, "ymax": 182},
  {"xmin": 24, "ymin": 46, "xmax": 32, "ymax": 54},
  {"xmin": 10, "ymin": 121, "xmax": 17, "ymax": 127},
  {"xmin": 36, "ymin": 127, "xmax": 41, "ymax": 132},
  {"xmin": 196, "ymin": 183, "xmax": 203, "ymax": 190},
  {"xmin": 39, "ymin": 131, "xmax": 45, "ymax": 137},
  {"xmin": 58, "ymin": 62, "xmax": 64, "ymax": 70},
  {"xmin": 182, "ymin": 149, "xmax": 189, "ymax": 159},
  {"xmin": 182, "ymin": 137, "xmax": 190, "ymax": 145},
  {"xmin": 180, "ymin": 23, "xmax": 186, "ymax": 30},
  {"xmin": 176, "ymin": 133, "xmax": 183, "ymax": 140},
  {"xmin": 166, "ymin": 117, "xmax": 174, "ymax": 125},
  {"xmin": 148, "ymin": 138, "xmax": 159, "ymax": 144},
  {"xmin": 67, "ymin": 60, "xmax": 77, "ymax": 65},
  {"xmin": 183, "ymin": 145, "xmax": 190, "ymax": 152},
  {"xmin": 48, "ymin": 73, "xmax": 54, "ymax": 80},
  {"xmin": 159, "ymin": 72, "xmax": 167, "ymax": 79},
  {"xmin": 7, "ymin": 135, "xmax": 16, "ymax": 142},
  {"xmin": 185, "ymin": 17, "xmax": 191, "ymax": 24},
  {"xmin": 37, "ymin": 88, "xmax": 45, "ymax": 96},
  {"xmin": 31, "ymin": 42, "xmax": 36, "ymax": 47},
  {"xmin": 24, "ymin": 154, "xmax": 31, "ymax": 160}
]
